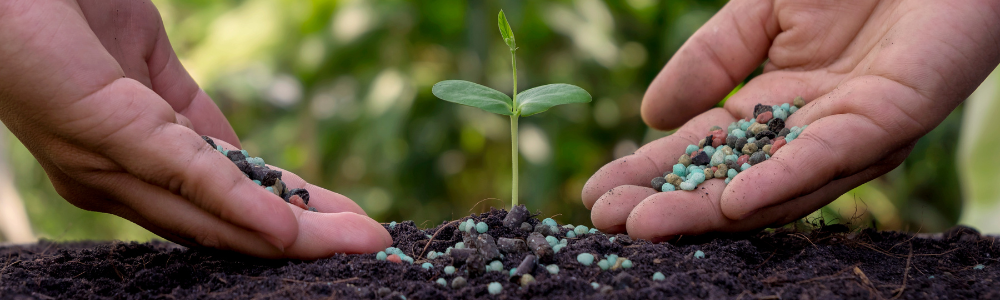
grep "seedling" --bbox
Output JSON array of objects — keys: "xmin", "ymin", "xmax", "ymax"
[{"xmin": 432, "ymin": 10, "xmax": 591, "ymax": 207}]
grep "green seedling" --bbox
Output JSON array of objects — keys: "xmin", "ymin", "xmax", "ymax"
[{"xmin": 432, "ymin": 10, "xmax": 591, "ymax": 207}]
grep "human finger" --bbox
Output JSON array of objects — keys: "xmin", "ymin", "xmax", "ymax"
[
  {"xmin": 641, "ymin": 0, "xmax": 778, "ymax": 130},
  {"xmin": 589, "ymin": 185, "xmax": 657, "ymax": 233},
  {"xmin": 624, "ymin": 180, "xmax": 728, "ymax": 242},
  {"xmin": 103, "ymin": 172, "xmax": 287, "ymax": 257},
  {"xmin": 624, "ymin": 145, "xmax": 910, "ymax": 241},
  {"xmin": 192, "ymin": 143, "xmax": 391, "ymax": 256},
  {"xmin": 99, "ymin": 154, "xmax": 390, "ymax": 258},
  {"xmin": 77, "ymin": 0, "xmax": 241, "ymax": 147},
  {"xmin": 283, "ymin": 211, "xmax": 393, "ymax": 258},
  {"xmin": 263, "ymin": 165, "xmax": 367, "ymax": 215},
  {"xmin": 35, "ymin": 143, "xmax": 242, "ymax": 249},
  {"xmin": 741, "ymin": 144, "xmax": 912, "ymax": 229}
]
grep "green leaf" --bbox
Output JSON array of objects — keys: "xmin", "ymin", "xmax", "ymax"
[
  {"xmin": 432, "ymin": 80, "xmax": 514, "ymax": 116},
  {"xmin": 516, "ymin": 84, "xmax": 592, "ymax": 117},
  {"xmin": 498, "ymin": 10, "xmax": 516, "ymax": 50}
]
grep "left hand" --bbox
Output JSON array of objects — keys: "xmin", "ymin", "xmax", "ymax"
[{"xmin": 0, "ymin": 0, "xmax": 392, "ymax": 258}]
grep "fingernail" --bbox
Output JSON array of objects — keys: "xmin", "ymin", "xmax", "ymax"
[{"xmin": 257, "ymin": 232, "xmax": 286, "ymax": 253}]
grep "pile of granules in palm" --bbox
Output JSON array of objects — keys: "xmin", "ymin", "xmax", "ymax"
[
  {"xmin": 651, "ymin": 97, "xmax": 808, "ymax": 192},
  {"xmin": 201, "ymin": 136, "xmax": 315, "ymax": 211}
]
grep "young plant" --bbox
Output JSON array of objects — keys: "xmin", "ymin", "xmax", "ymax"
[{"xmin": 431, "ymin": 10, "xmax": 591, "ymax": 207}]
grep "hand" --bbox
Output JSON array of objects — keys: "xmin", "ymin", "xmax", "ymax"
[
  {"xmin": 0, "ymin": 0, "xmax": 391, "ymax": 258},
  {"xmin": 582, "ymin": 0, "xmax": 1000, "ymax": 241}
]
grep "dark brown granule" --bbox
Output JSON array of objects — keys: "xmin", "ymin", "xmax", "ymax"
[
  {"xmin": 767, "ymin": 117, "xmax": 785, "ymax": 133},
  {"xmin": 233, "ymin": 160, "xmax": 254, "ymax": 176},
  {"xmin": 250, "ymin": 166, "xmax": 282, "ymax": 186},
  {"xmin": 691, "ymin": 151, "xmax": 710, "ymax": 165},
  {"xmin": 450, "ymin": 248, "xmax": 475, "ymax": 261},
  {"xmin": 283, "ymin": 188, "xmax": 310, "ymax": 205},
  {"xmin": 726, "ymin": 135, "xmax": 739, "ymax": 149},
  {"xmin": 754, "ymin": 130, "xmax": 776, "ymax": 140},
  {"xmin": 533, "ymin": 223, "xmax": 559, "ymax": 236},
  {"xmin": 753, "ymin": 103, "xmax": 772, "ymax": 117},
  {"xmin": 497, "ymin": 237, "xmax": 527, "ymax": 253},
  {"xmin": 226, "ymin": 150, "xmax": 246, "ymax": 162},
  {"xmin": 465, "ymin": 253, "xmax": 486, "ymax": 276},
  {"xmin": 502, "ymin": 205, "xmax": 530, "ymax": 229},
  {"xmin": 201, "ymin": 135, "xmax": 217, "ymax": 149},
  {"xmin": 749, "ymin": 151, "xmax": 767, "ymax": 165},
  {"xmin": 513, "ymin": 254, "xmax": 536, "ymax": 277},
  {"xmin": 651, "ymin": 177, "xmax": 667, "ymax": 189},
  {"xmin": 734, "ymin": 137, "xmax": 748, "ymax": 152},
  {"xmin": 726, "ymin": 159, "xmax": 740, "ymax": 170},
  {"xmin": 755, "ymin": 137, "xmax": 770, "ymax": 149},
  {"xmin": 526, "ymin": 232, "xmax": 552, "ymax": 259},
  {"xmin": 475, "ymin": 234, "xmax": 501, "ymax": 261}
]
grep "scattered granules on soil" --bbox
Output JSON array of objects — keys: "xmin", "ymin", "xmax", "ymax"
[
  {"xmin": 651, "ymin": 100, "xmax": 808, "ymax": 192},
  {"xmin": 2, "ymin": 208, "xmax": 998, "ymax": 299}
]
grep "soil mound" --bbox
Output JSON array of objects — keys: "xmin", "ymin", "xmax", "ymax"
[{"xmin": 2, "ymin": 208, "xmax": 998, "ymax": 299}]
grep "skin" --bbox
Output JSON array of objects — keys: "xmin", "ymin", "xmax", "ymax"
[
  {"xmin": 583, "ymin": 0, "xmax": 1000, "ymax": 241},
  {"xmin": 0, "ymin": 0, "xmax": 391, "ymax": 259}
]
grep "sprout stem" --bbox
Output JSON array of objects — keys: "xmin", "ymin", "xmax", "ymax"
[
  {"xmin": 510, "ymin": 49, "xmax": 519, "ymax": 207},
  {"xmin": 511, "ymin": 115, "xmax": 518, "ymax": 206}
]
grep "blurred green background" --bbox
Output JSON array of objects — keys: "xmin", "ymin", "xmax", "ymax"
[{"xmin": 2, "ymin": 0, "xmax": 999, "ymax": 243}]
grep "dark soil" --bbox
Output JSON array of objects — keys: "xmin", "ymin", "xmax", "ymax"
[{"xmin": 2, "ymin": 208, "xmax": 999, "ymax": 299}]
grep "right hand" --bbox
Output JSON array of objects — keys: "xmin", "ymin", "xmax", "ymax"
[{"xmin": 582, "ymin": 0, "xmax": 1000, "ymax": 241}]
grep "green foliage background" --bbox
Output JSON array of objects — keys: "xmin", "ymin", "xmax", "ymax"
[{"xmin": 2, "ymin": 0, "xmax": 978, "ymax": 242}]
